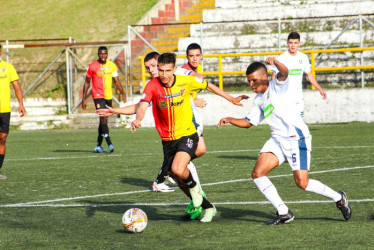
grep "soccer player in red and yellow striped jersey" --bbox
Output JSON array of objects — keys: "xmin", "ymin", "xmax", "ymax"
[{"xmin": 130, "ymin": 53, "xmax": 248, "ymax": 222}]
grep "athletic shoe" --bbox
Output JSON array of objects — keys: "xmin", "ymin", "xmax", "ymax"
[
  {"xmin": 94, "ymin": 146, "xmax": 106, "ymax": 153},
  {"xmin": 152, "ymin": 182, "xmax": 174, "ymax": 192},
  {"xmin": 108, "ymin": 144, "xmax": 115, "ymax": 153},
  {"xmin": 185, "ymin": 191, "xmax": 206, "ymax": 214},
  {"xmin": 200, "ymin": 206, "xmax": 217, "ymax": 223},
  {"xmin": 189, "ymin": 184, "xmax": 203, "ymax": 208},
  {"xmin": 267, "ymin": 210, "xmax": 295, "ymax": 225},
  {"xmin": 166, "ymin": 175, "xmax": 176, "ymax": 184},
  {"xmin": 336, "ymin": 191, "xmax": 352, "ymax": 220},
  {"xmin": 0, "ymin": 174, "xmax": 7, "ymax": 180},
  {"xmin": 190, "ymin": 206, "xmax": 203, "ymax": 220}
]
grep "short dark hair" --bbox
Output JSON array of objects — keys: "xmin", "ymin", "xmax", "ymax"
[
  {"xmin": 186, "ymin": 43, "xmax": 202, "ymax": 55},
  {"xmin": 144, "ymin": 51, "xmax": 160, "ymax": 63},
  {"xmin": 246, "ymin": 62, "xmax": 267, "ymax": 76},
  {"xmin": 98, "ymin": 46, "xmax": 108, "ymax": 52},
  {"xmin": 287, "ymin": 32, "xmax": 300, "ymax": 41},
  {"xmin": 0, "ymin": 44, "xmax": 2, "ymax": 50},
  {"xmin": 158, "ymin": 52, "xmax": 176, "ymax": 66}
]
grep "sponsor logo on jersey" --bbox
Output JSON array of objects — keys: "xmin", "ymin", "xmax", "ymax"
[
  {"xmin": 164, "ymin": 88, "xmax": 185, "ymax": 99},
  {"xmin": 0, "ymin": 67, "xmax": 6, "ymax": 73},
  {"xmin": 264, "ymin": 104, "xmax": 274, "ymax": 118},
  {"xmin": 158, "ymin": 99, "xmax": 184, "ymax": 109},
  {"xmin": 289, "ymin": 69, "xmax": 302, "ymax": 75}
]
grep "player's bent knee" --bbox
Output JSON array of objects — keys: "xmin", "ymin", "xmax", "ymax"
[{"xmin": 295, "ymin": 180, "xmax": 308, "ymax": 190}]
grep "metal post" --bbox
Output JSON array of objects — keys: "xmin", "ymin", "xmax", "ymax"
[
  {"xmin": 359, "ymin": 16, "xmax": 364, "ymax": 88},
  {"xmin": 128, "ymin": 26, "xmax": 133, "ymax": 96},
  {"xmin": 310, "ymin": 52, "xmax": 316, "ymax": 76},
  {"xmin": 218, "ymin": 56, "xmax": 223, "ymax": 89},
  {"xmin": 6, "ymin": 40, "xmax": 9, "ymax": 62},
  {"xmin": 66, "ymin": 47, "xmax": 71, "ymax": 114},
  {"xmin": 278, "ymin": 17, "xmax": 281, "ymax": 51},
  {"xmin": 200, "ymin": 22, "xmax": 204, "ymax": 69}
]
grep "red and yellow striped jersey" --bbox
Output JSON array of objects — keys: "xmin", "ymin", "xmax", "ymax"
[
  {"xmin": 141, "ymin": 74, "xmax": 207, "ymax": 141},
  {"xmin": 86, "ymin": 60, "xmax": 118, "ymax": 100}
]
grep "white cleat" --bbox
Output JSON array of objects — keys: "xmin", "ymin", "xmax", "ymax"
[
  {"xmin": 200, "ymin": 206, "xmax": 217, "ymax": 223},
  {"xmin": 0, "ymin": 174, "xmax": 7, "ymax": 180},
  {"xmin": 152, "ymin": 182, "xmax": 174, "ymax": 192},
  {"xmin": 166, "ymin": 175, "xmax": 176, "ymax": 184}
]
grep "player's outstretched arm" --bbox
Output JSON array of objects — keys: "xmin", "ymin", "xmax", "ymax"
[
  {"xmin": 131, "ymin": 101, "xmax": 149, "ymax": 132},
  {"xmin": 206, "ymin": 82, "xmax": 249, "ymax": 106},
  {"xmin": 266, "ymin": 57, "xmax": 288, "ymax": 82},
  {"xmin": 96, "ymin": 103, "xmax": 140, "ymax": 117},
  {"xmin": 217, "ymin": 117, "xmax": 252, "ymax": 128}
]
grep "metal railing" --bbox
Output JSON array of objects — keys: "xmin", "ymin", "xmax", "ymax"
[{"xmin": 139, "ymin": 46, "xmax": 374, "ymax": 89}]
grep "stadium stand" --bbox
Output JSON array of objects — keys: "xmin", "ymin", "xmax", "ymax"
[{"xmin": 177, "ymin": 0, "xmax": 374, "ymax": 88}]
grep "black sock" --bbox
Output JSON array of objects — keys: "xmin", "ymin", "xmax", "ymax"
[
  {"xmin": 0, "ymin": 154, "xmax": 4, "ymax": 169},
  {"xmin": 101, "ymin": 124, "xmax": 112, "ymax": 145},
  {"xmin": 155, "ymin": 166, "xmax": 167, "ymax": 184},
  {"xmin": 97, "ymin": 124, "xmax": 103, "ymax": 146},
  {"xmin": 201, "ymin": 197, "xmax": 214, "ymax": 209},
  {"xmin": 183, "ymin": 172, "xmax": 196, "ymax": 188}
]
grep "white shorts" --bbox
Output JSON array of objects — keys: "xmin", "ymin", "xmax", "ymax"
[
  {"xmin": 191, "ymin": 97, "xmax": 204, "ymax": 136},
  {"xmin": 260, "ymin": 136, "xmax": 312, "ymax": 171}
]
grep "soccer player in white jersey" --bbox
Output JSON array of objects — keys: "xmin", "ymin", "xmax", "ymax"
[
  {"xmin": 217, "ymin": 57, "xmax": 351, "ymax": 225},
  {"xmin": 271, "ymin": 32, "xmax": 326, "ymax": 118}
]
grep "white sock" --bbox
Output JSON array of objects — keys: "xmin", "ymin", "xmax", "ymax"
[
  {"xmin": 305, "ymin": 179, "xmax": 342, "ymax": 202},
  {"xmin": 253, "ymin": 176, "xmax": 288, "ymax": 215},
  {"xmin": 187, "ymin": 162, "xmax": 203, "ymax": 192}
]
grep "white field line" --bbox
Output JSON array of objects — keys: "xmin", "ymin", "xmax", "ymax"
[
  {"xmin": 4, "ymin": 145, "xmax": 374, "ymax": 162},
  {"xmin": 1, "ymin": 199, "xmax": 373, "ymax": 208},
  {"xmin": 1, "ymin": 165, "xmax": 373, "ymax": 208}
]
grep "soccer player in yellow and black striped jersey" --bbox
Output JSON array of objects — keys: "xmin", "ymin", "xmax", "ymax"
[
  {"xmin": 130, "ymin": 52, "xmax": 248, "ymax": 222},
  {"xmin": 0, "ymin": 45, "xmax": 26, "ymax": 179}
]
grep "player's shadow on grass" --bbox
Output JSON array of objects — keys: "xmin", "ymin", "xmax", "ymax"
[
  {"xmin": 218, "ymin": 155, "xmax": 258, "ymax": 161},
  {"xmin": 120, "ymin": 177, "xmax": 153, "ymax": 189},
  {"xmin": 218, "ymin": 206, "xmax": 273, "ymax": 223},
  {"xmin": 53, "ymin": 149, "xmax": 93, "ymax": 153},
  {"xmin": 80, "ymin": 200, "xmax": 188, "ymax": 231}
]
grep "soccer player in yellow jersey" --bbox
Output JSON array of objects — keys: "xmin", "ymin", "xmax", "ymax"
[
  {"xmin": 129, "ymin": 53, "xmax": 248, "ymax": 222},
  {"xmin": 0, "ymin": 45, "xmax": 26, "ymax": 179}
]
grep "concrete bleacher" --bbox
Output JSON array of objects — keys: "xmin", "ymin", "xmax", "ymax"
[{"xmin": 177, "ymin": 0, "xmax": 374, "ymax": 87}]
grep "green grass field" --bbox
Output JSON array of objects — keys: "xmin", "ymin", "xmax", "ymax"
[{"xmin": 0, "ymin": 122, "xmax": 373, "ymax": 249}]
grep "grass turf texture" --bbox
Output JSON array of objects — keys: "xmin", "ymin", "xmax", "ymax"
[{"xmin": 0, "ymin": 122, "xmax": 373, "ymax": 248}]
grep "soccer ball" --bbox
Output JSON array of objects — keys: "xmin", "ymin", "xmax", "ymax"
[{"xmin": 122, "ymin": 208, "xmax": 148, "ymax": 233}]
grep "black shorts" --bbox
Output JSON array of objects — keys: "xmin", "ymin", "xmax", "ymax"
[
  {"xmin": 0, "ymin": 113, "xmax": 11, "ymax": 134},
  {"xmin": 94, "ymin": 99, "xmax": 112, "ymax": 110},
  {"xmin": 161, "ymin": 133, "xmax": 199, "ymax": 172}
]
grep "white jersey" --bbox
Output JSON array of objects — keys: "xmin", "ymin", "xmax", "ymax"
[
  {"xmin": 271, "ymin": 51, "xmax": 311, "ymax": 106},
  {"xmin": 175, "ymin": 67, "xmax": 193, "ymax": 76},
  {"xmin": 245, "ymin": 76, "xmax": 310, "ymax": 140}
]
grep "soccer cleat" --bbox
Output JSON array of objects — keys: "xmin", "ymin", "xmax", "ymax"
[
  {"xmin": 267, "ymin": 210, "xmax": 295, "ymax": 225},
  {"xmin": 189, "ymin": 184, "xmax": 203, "ymax": 208},
  {"xmin": 152, "ymin": 182, "xmax": 174, "ymax": 192},
  {"xmin": 0, "ymin": 174, "xmax": 7, "ymax": 180},
  {"xmin": 200, "ymin": 206, "xmax": 217, "ymax": 223},
  {"xmin": 108, "ymin": 144, "xmax": 115, "ymax": 153},
  {"xmin": 166, "ymin": 175, "xmax": 176, "ymax": 184},
  {"xmin": 336, "ymin": 191, "xmax": 352, "ymax": 220},
  {"xmin": 185, "ymin": 191, "xmax": 206, "ymax": 215},
  {"xmin": 190, "ymin": 206, "xmax": 203, "ymax": 220},
  {"xmin": 94, "ymin": 146, "xmax": 106, "ymax": 153}
]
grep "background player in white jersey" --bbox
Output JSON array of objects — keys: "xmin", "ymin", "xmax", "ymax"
[
  {"xmin": 271, "ymin": 32, "xmax": 327, "ymax": 118},
  {"xmin": 217, "ymin": 57, "xmax": 351, "ymax": 225}
]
